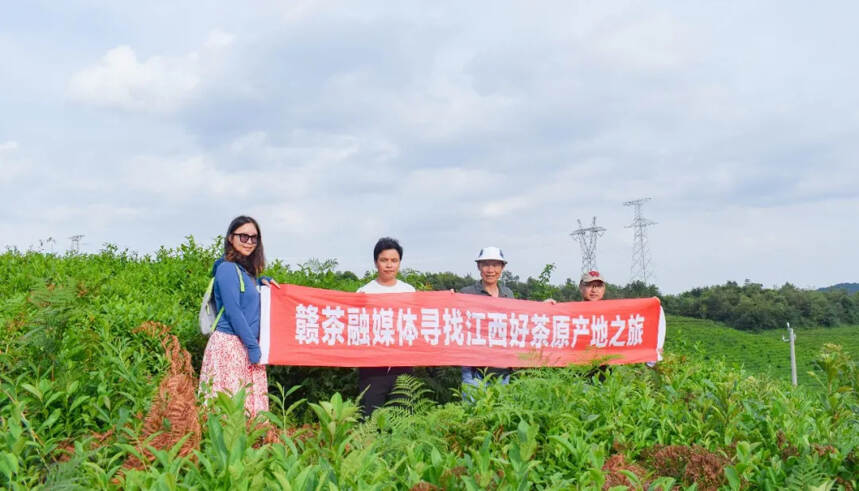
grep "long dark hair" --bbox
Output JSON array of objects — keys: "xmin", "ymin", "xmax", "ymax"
[{"xmin": 224, "ymin": 215, "xmax": 265, "ymax": 277}]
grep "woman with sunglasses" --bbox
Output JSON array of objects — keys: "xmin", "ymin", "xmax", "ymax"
[{"xmin": 199, "ymin": 215, "xmax": 272, "ymax": 417}]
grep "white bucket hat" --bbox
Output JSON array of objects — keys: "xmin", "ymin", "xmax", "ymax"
[{"xmin": 475, "ymin": 246, "xmax": 507, "ymax": 264}]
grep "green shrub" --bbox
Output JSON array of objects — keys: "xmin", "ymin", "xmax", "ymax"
[{"xmin": 1, "ymin": 240, "xmax": 857, "ymax": 488}]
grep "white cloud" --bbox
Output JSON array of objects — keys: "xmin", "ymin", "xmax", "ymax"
[
  {"xmin": 205, "ymin": 29, "xmax": 235, "ymax": 49},
  {"xmin": 67, "ymin": 45, "xmax": 199, "ymax": 112},
  {"xmin": 652, "ymin": 198, "xmax": 859, "ymax": 292},
  {"xmin": 401, "ymin": 167, "xmax": 500, "ymax": 198},
  {"xmin": 481, "ymin": 196, "xmax": 532, "ymax": 218},
  {"xmin": 122, "ymin": 154, "xmax": 248, "ymax": 200},
  {"xmin": 67, "ymin": 30, "xmax": 234, "ymax": 113},
  {"xmin": 5, "ymin": 2, "xmax": 859, "ymax": 291},
  {"xmin": 0, "ymin": 141, "xmax": 32, "ymax": 185},
  {"xmin": 0, "ymin": 141, "xmax": 19, "ymax": 152},
  {"xmin": 36, "ymin": 203, "xmax": 144, "ymax": 226},
  {"xmin": 591, "ymin": 11, "xmax": 694, "ymax": 72}
]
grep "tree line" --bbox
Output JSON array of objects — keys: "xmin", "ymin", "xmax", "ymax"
[
  {"xmin": 661, "ymin": 280, "xmax": 859, "ymax": 331},
  {"xmin": 380, "ymin": 264, "xmax": 856, "ymax": 331}
]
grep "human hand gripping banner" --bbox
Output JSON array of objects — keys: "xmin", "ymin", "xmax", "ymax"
[{"xmin": 258, "ymin": 285, "xmax": 666, "ymax": 367}]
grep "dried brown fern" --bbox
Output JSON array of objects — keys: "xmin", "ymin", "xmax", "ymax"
[
  {"xmin": 641, "ymin": 444, "xmax": 730, "ymax": 490},
  {"xmin": 124, "ymin": 322, "xmax": 201, "ymax": 470},
  {"xmin": 602, "ymin": 453, "xmax": 651, "ymax": 489},
  {"xmin": 52, "ymin": 322, "xmax": 202, "ymax": 472}
]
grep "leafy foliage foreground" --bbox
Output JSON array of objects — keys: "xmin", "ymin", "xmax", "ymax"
[{"xmin": 1, "ymin": 241, "xmax": 857, "ymax": 489}]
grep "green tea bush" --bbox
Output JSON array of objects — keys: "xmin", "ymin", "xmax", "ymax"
[{"xmin": 1, "ymin": 240, "xmax": 857, "ymax": 488}]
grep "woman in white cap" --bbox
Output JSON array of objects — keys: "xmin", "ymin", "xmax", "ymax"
[{"xmin": 460, "ymin": 246, "xmax": 514, "ymax": 388}]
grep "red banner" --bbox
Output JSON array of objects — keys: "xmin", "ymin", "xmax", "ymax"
[{"xmin": 259, "ymin": 285, "xmax": 665, "ymax": 367}]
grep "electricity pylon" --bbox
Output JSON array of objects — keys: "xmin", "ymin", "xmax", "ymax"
[
  {"xmin": 624, "ymin": 198, "xmax": 656, "ymax": 284},
  {"xmin": 570, "ymin": 217, "xmax": 606, "ymax": 274},
  {"xmin": 69, "ymin": 235, "xmax": 84, "ymax": 253}
]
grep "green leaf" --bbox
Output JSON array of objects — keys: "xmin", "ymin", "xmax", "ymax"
[
  {"xmin": 724, "ymin": 466, "xmax": 741, "ymax": 490},
  {"xmin": 21, "ymin": 383, "xmax": 43, "ymax": 401}
]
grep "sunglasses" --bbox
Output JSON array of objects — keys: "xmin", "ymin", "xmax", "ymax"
[{"xmin": 232, "ymin": 233, "xmax": 259, "ymax": 245}]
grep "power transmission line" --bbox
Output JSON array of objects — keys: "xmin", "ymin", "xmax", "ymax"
[
  {"xmin": 570, "ymin": 217, "xmax": 606, "ymax": 274},
  {"xmin": 623, "ymin": 198, "xmax": 656, "ymax": 284}
]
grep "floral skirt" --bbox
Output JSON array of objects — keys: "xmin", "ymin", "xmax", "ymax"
[{"xmin": 199, "ymin": 331, "xmax": 269, "ymax": 417}]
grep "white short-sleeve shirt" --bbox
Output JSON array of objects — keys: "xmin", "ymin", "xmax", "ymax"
[{"xmin": 356, "ymin": 279, "xmax": 416, "ymax": 294}]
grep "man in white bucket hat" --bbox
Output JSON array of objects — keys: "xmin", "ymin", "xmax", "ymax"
[{"xmin": 459, "ymin": 246, "xmax": 515, "ymax": 388}]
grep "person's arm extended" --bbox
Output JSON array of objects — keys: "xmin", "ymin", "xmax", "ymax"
[{"xmin": 216, "ymin": 263, "xmax": 261, "ymax": 364}]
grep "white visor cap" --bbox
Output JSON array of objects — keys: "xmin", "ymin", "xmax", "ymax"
[{"xmin": 475, "ymin": 246, "xmax": 507, "ymax": 264}]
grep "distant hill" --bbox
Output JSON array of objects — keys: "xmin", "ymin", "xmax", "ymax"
[
  {"xmin": 818, "ymin": 282, "xmax": 859, "ymax": 294},
  {"xmin": 665, "ymin": 315, "xmax": 859, "ymax": 385}
]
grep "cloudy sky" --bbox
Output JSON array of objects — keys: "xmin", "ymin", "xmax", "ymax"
[{"xmin": 2, "ymin": 1, "xmax": 857, "ymax": 293}]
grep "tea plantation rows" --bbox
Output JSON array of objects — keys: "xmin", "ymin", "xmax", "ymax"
[{"xmin": 665, "ymin": 315, "xmax": 859, "ymax": 386}]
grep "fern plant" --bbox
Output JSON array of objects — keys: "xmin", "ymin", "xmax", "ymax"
[{"xmin": 386, "ymin": 374, "xmax": 435, "ymax": 415}]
